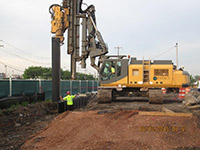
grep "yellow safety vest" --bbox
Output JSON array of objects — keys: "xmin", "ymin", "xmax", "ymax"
[
  {"xmin": 111, "ymin": 67, "xmax": 115, "ymax": 74},
  {"xmin": 63, "ymin": 95, "xmax": 75, "ymax": 105}
]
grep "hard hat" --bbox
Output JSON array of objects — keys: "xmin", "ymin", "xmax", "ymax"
[{"xmin": 67, "ymin": 91, "xmax": 70, "ymax": 95}]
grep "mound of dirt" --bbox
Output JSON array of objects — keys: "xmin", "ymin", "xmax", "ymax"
[
  {"xmin": 22, "ymin": 110, "xmax": 200, "ymax": 150},
  {"xmin": 184, "ymin": 91, "xmax": 200, "ymax": 106},
  {"xmin": 0, "ymin": 101, "xmax": 58, "ymax": 150}
]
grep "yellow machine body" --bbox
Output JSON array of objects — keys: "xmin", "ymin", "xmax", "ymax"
[{"xmin": 100, "ymin": 59, "xmax": 189, "ymax": 89}]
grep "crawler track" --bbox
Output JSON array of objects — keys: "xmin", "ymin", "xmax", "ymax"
[{"xmin": 148, "ymin": 89, "xmax": 164, "ymax": 104}]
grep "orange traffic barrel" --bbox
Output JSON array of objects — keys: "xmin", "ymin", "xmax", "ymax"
[
  {"xmin": 179, "ymin": 88, "xmax": 186, "ymax": 99},
  {"xmin": 162, "ymin": 88, "xmax": 166, "ymax": 94},
  {"xmin": 185, "ymin": 87, "xmax": 190, "ymax": 94}
]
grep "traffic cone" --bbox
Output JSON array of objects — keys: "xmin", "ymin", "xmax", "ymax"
[
  {"xmin": 162, "ymin": 88, "xmax": 166, "ymax": 94},
  {"xmin": 179, "ymin": 88, "xmax": 186, "ymax": 99},
  {"xmin": 185, "ymin": 87, "xmax": 190, "ymax": 94}
]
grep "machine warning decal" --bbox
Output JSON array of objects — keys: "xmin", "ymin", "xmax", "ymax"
[{"xmin": 153, "ymin": 77, "xmax": 157, "ymax": 81}]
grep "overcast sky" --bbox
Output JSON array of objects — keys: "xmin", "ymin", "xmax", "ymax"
[{"xmin": 0, "ymin": 0, "xmax": 200, "ymax": 77}]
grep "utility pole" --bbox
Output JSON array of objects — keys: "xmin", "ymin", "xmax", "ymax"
[
  {"xmin": 114, "ymin": 46, "xmax": 123, "ymax": 56},
  {"xmin": 175, "ymin": 43, "xmax": 178, "ymax": 69},
  {"xmin": 5, "ymin": 65, "xmax": 7, "ymax": 78},
  {"xmin": 12, "ymin": 70, "xmax": 14, "ymax": 78}
]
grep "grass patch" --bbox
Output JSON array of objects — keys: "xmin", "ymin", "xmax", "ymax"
[
  {"xmin": 7, "ymin": 103, "xmax": 21, "ymax": 111},
  {"xmin": 21, "ymin": 101, "xmax": 29, "ymax": 107},
  {"xmin": 1, "ymin": 99, "xmax": 54, "ymax": 114},
  {"xmin": 45, "ymin": 99, "xmax": 52, "ymax": 102}
]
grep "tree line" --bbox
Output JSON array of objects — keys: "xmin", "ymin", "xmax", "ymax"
[
  {"xmin": 23, "ymin": 66, "xmax": 96, "ymax": 80},
  {"xmin": 190, "ymin": 75, "xmax": 200, "ymax": 85}
]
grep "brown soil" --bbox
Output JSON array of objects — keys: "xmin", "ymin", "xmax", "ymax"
[
  {"xmin": 1, "ymin": 95, "xmax": 200, "ymax": 150},
  {"xmin": 0, "ymin": 101, "xmax": 58, "ymax": 150},
  {"xmin": 21, "ymin": 110, "xmax": 200, "ymax": 150}
]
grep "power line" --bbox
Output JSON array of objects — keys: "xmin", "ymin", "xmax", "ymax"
[
  {"xmin": 1, "ymin": 40, "xmax": 50, "ymax": 60},
  {"xmin": 0, "ymin": 46, "xmax": 50, "ymax": 65},
  {"xmin": 1, "ymin": 46, "xmax": 50, "ymax": 65},
  {"xmin": 151, "ymin": 46, "xmax": 176, "ymax": 59},
  {"xmin": 0, "ymin": 55, "xmax": 26, "ymax": 70},
  {"xmin": 0, "ymin": 60, "xmax": 24, "ymax": 73}
]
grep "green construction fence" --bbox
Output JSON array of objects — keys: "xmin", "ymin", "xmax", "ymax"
[{"xmin": 0, "ymin": 79, "xmax": 99, "ymax": 100}]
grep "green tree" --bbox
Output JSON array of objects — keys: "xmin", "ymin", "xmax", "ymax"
[
  {"xmin": 76, "ymin": 72, "xmax": 95, "ymax": 80},
  {"xmin": 194, "ymin": 75, "xmax": 200, "ymax": 81},
  {"xmin": 190, "ymin": 75, "xmax": 196, "ymax": 85},
  {"xmin": 23, "ymin": 66, "xmax": 52, "ymax": 79},
  {"xmin": 61, "ymin": 70, "xmax": 71, "ymax": 80},
  {"xmin": 23, "ymin": 66, "xmax": 96, "ymax": 80}
]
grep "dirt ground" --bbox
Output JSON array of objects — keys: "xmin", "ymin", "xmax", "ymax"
[
  {"xmin": 86, "ymin": 98, "xmax": 191, "ymax": 113},
  {"xmin": 21, "ymin": 110, "xmax": 200, "ymax": 150},
  {"xmin": 0, "ymin": 101, "xmax": 58, "ymax": 150},
  {"xmin": 1, "ymin": 96, "xmax": 200, "ymax": 150}
]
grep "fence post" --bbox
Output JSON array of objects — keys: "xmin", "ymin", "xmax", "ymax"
[
  {"xmin": 79, "ymin": 80, "xmax": 81, "ymax": 94},
  {"xmin": 92, "ymin": 80, "xmax": 94, "ymax": 91},
  {"xmin": 9, "ymin": 77, "xmax": 12, "ymax": 97},
  {"xmin": 96, "ymin": 81, "xmax": 99, "ymax": 91},
  {"xmin": 39, "ymin": 79, "xmax": 42, "ymax": 94},
  {"xmin": 86, "ymin": 80, "xmax": 88, "ymax": 92},
  {"xmin": 70, "ymin": 80, "xmax": 72, "ymax": 94}
]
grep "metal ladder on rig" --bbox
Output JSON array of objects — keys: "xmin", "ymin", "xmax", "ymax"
[{"xmin": 143, "ymin": 59, "xmax": 151, "ymax": 83}]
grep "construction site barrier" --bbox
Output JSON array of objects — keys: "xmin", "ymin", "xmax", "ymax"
[
  {"xmin": 179, "ymin": 88, "xmax": 186, "ymax": 99},
  {"xmin": 0, "ymin": 79, "xmax": 99, "ymax": 100},
  {"xmin": 185, "ymin": 87, "xmax": 191, "ymax": 94},
  {"xmin": 162, "ymin": 88, "xmax": 167, "ymax": 94}
]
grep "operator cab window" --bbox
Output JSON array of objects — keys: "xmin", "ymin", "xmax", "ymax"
[
  {"xmin": 117, "ymin": 61, "xmax": 121, "ymax": 77},
  {"xmin": 101, "ymin": 61, "xmax": 116, "ymax": 81}
]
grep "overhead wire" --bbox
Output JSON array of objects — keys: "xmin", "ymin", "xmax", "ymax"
[
  {"xmin": 0, "ymin": 46, "xmax": 50, "ymax": 65},
  {"xmin": 0, "ymin": 54, "xmax": 26, "ymax": 70},
  {"xmin": 151, "ymin": 46, "xmax": 176, "ymax": 60},
  {"xmin": 0, "ymin": 40, "xmax": 50, "ymax": 60},
  {"xmin": 0, "ymin": 60, "xmax": 24, "ymax": 73}
]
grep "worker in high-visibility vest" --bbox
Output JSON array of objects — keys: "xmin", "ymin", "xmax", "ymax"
[
  {"xmin": 60, "ymin": 91, "xmax": 77, "ymax": 111},
  {"xmin": 110, "ymin": 64, "xmax": 115, "ymax": 78},
  {"xmin": 111, "ymin": 66, "xmax": 115, "ymax": 74}
]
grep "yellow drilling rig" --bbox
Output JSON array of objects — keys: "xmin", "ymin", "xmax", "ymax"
[{"xmin": 50, "ymin": 0, "xmax": 190, "ymax": 103}]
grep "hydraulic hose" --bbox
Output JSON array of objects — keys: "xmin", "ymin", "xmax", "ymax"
[
  {"xmin": 49, "ymin": 4, "xmax": 62, "ymax": 15},
  {"xmin": 79, "ymin": 0, "xmax": 94, "ymax": 13}
]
